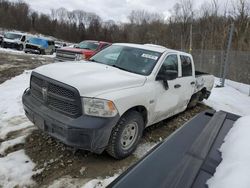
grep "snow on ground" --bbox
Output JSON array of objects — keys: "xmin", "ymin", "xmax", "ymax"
[
  {"xmin": 0, "ymin": 135, "xmax": 27, "ymax": 155},
  {"xmin": 48, "ymin": 174, "xmax": 119, "ymax": 188},
  {"xmin": 0, "ymin": 150, "xmax": 37, "ymax": 188},
  {"xmin": 0, "ymin": 47, "xmax": 25, "ymax": 55},
  {"xmin": 0, "ymin": 47, "xmax": 56, "ymax": 58},
  {"xmin": 0, "ymin": 70, "xmax": 30, "ymax": 121},
  {"xmin": 133, "ymin": 142, "xmax": 158, "ymax": 158},
  {"xmin": 0, "ymin": 71, "xmax": 37, "ymax": 187},
  {"xmin": 207, "ymin": 116, "xmax": 250, "ymax": 188},
  {"xmin": 81, "ymin": 174, "xmax": 119, "ymax": 188},
  {"xmin": 204, "ymin": 78, "xmax": 250, "ymax": 116}
]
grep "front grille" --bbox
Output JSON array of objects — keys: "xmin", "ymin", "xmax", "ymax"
[
  {"xmin": 30, "ymin": 73, "xmax": 82, "ymax": 118},
  {"xmin": 56, "ymin": 50, "xmax": 78, "ymax": 61}
]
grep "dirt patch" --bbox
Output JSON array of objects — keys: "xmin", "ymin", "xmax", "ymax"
[
  {"xmin": 0, "ymin": 51, "xmax": 54, "ymax": 84},
  {"xmin": 24, "ymin": 103, "xmax": 210, "ymax": 187}
]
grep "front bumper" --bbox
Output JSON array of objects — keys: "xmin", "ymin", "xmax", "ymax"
[
  {"xmin": 22, "ymin": 89, "xmax": 120, "ymax": 153},
  {"xmin": 24, "ymin": 48, "xmax": 41, "ymax": 54},
  {"xmin": 3, "ymin": 42, "xmax": 19, "ymax": 49}
]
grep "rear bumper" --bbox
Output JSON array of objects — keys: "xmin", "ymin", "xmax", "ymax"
[{"xmin": 22, "ymin": 89, "xmax": 120, "ymax": 153}]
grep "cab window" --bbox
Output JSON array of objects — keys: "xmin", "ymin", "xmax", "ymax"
[
  {"xmin": 159, "ymin": 54, "xmax": 178, "ymax": 75},
  {"xmin": 180, "ymin": 55, "xmax": 192, "ymax": 77}
]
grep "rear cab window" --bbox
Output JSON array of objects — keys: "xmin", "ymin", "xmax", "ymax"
[{"xmin": 180, "ymin": 55, "xmax": 193, "ymax": 77}]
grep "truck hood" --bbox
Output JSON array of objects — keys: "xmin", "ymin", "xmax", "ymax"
[
  {"xmin": 34, "ymin": 61, "xmax": 146, "ymax": 97},
  {"xmin": 60, "ymin": 47, "xmax": 93, "ymax": 54}
]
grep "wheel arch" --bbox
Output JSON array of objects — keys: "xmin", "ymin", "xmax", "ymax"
[{"xmin": 121, "ymin": 105, "xmax": 148, "ymax": 126}]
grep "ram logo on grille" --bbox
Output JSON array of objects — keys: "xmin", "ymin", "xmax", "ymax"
[{"xmin": 42, "ymin": 87, "xmax": 48, "ymax": 101}]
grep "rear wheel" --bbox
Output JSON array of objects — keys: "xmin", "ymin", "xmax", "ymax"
[
  {"xmin": 106, "ymin": 111, "xmax": 144, "ymax": 159},
  {"xmin": 187, "ymin": 91, "xmax": 202, "ymax": 108},
  {"xmin": 40, "ymin": 49, "xmax": 45, "ymax": 55}
]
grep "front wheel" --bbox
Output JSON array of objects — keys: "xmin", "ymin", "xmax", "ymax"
[
  {"xmin": 106, "ymin": 111, "xmax": 144, "ymax": 159},
  {"xmin": 18, "ymin": 44, "xmax": 24, "ymax": 51}
]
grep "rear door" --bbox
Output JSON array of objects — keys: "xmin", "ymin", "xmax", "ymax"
[{"xmin": 178, "ymin": 55, "xmax": 196, "ymax": 106}]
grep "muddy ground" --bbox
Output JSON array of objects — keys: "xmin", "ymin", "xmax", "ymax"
[
  {"xmin": 0, "ymin": 50, "xmax": 211, "ymax": 187},
  {"xmin": 0, "ymin": 51, "xmax": 54, "ymax": 84}
]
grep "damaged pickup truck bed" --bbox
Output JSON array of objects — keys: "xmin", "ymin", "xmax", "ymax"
[{"xmin": 109, "ymin": 110, "xmax": 240, "ymax": 188}]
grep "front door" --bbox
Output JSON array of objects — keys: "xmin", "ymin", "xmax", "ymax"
[{"xmin": 153, "ymin": 54, "xmax": 194, "ymax": 123}]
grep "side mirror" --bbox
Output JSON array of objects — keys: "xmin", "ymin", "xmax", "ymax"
[
  {"xmin": 156, "ymin": 70, "xmax": 178, "ymax": 90},
  {"xmin": 165, "ymin": 70, "xmax": 178, "ymax": 80}
]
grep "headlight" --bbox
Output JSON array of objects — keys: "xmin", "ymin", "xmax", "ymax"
[
  {"xmin": 82, "ymin": 98, "xmax": 118, "ymax": 117},
  {"xmin": 75, "ymin": 53, "xmax": 85, "ymax": 61}
]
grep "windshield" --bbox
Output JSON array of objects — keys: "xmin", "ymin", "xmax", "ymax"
[
  {"xmin": 75, "ymin": 41, "xmax": 99, "ymax": 50},
  {"xmin": 90, "ymin": 45, "xmax": 162, "ymax": 75},
  {"xmin": 29, "ymin": 38, "xmax": 48, "ymax": 48},
  {"xmin": 4, "ymin": 32, "xmax": 22, "ymax": 40}
]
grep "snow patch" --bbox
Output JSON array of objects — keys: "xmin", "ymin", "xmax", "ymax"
[
  {"xmin": 0, "ymin": 48, "xmax": 25, "ymax": 55},
  {"xmin": 0, "ymin": 70, "xmax": 31, "ymax": 121},
  {"xmin": 0, "ymin": 150, "xmax": 37, "ymax": 188},
  {"xmin": 204, "ymin": 78, "xmax": 250, "ymax": 116},
  {"xmin": 207, "ymin": 116, "xmax": 250, "ymax": 188},
  {"xmin": 0, "ymin": 119, "xmax": 33, "ymax": 139},
  {"xmin": 133, "ymin": 142, "xmax": 158, "ymax": 158},
  {"xmin": 0, "ymin": 135, "xmax": 27, "ymax": 155}
]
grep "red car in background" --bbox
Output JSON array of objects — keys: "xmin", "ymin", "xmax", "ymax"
[{"xmin": 55, "ymin": 40, "xmax": 111, "ymax": 62}]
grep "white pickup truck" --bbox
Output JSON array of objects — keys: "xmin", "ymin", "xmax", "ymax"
[{"xmin": 22, "ymin": 43, "xmax": 214, "ymax": 159}]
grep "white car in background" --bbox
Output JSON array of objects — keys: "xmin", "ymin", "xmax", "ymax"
[
  {"xmin": 22, "ymin": 43, "xmax": 214, "ymax": 159},
  {"xmin": 1, "ymin": 31, "xmax": 30, "ymax": 51}
]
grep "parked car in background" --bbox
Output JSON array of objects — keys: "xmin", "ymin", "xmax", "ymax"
[
  {"xmin": 1, "ymin": 31, "xmax": 30, "ymax": 50},
  {"xmin": 0, "ymin": 34, "xmax": 3, "ymax": 46},
  {"xmin": 24, "ymin": 37, "xmax": 55, "ymax": 55},
  {"xmin": 55, "ymin": 41, "xmax": 67, "ymax": 50},
  {"xmin": 55, "ymin": 40, "xmax": 111, "ymax": 61},
  {"xmin": 23, "ymin": 43, "xmax": 214, "ymax": 159}
]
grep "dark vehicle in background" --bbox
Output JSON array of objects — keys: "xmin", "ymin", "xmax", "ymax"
[
  {"xmin": 0, "ymin": 34, "xmax": 3, "ymax": 45},
  {"xmin": 24, "ymin": 37, "xmax": 55, "ymax": 55},
  {"xmin": 55, "ymin": 40, "xmax": 111, "ymax": 61},
  {"xmin": 1, "ymin": 32, "xmax": 29, "ymax": 50}
]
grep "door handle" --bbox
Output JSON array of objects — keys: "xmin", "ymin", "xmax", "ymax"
[
  {"xmin": 174, "ymin": 84, "xmax": 181, "ymax": 88},
  {"xmin": 190, "ymin": 81, "xmax": 195, "ymax": 85}
]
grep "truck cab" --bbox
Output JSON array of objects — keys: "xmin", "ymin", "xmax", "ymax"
[{"xmin": 22, "ymin": 43, "xmax": 214, "ymax": 159}]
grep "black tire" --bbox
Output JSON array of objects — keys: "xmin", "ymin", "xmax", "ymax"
[
  {"xmin": 40, "ymin": 49, "xmax": 45, "ymax": 55},
  {"xmin": 18, "ymin": 44, "xmax": 24, "ymax": 51},
  {"xmin": 187, "ymin": 92, "xmax": 201, "ymax": 109},
  {"xmin": 106, "ymin": 111, "xmax": 144, "ymax": 159}
]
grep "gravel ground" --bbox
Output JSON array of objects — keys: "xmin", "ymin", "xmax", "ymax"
[{"xmin": 0, "ymin": 49, "xmax": 211, "ymax": 187}]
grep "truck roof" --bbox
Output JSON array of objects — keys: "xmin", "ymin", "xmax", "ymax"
[{"xmin": 113, "ymin": 43, "xmax": 182, "ymax": 54}]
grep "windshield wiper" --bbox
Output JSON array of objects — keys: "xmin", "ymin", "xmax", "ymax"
[
  {"xmin": 89, "ymin": 59, "xmax": 102, "ymax": 64},
  {"xmin": 111, "ymin": 64, "xmax": 132, "ymax": 72}
]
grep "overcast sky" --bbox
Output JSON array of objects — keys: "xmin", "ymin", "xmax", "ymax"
[{"xmin": 13, "ymin": 0, "xmax": 231, "ymax": 22}]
